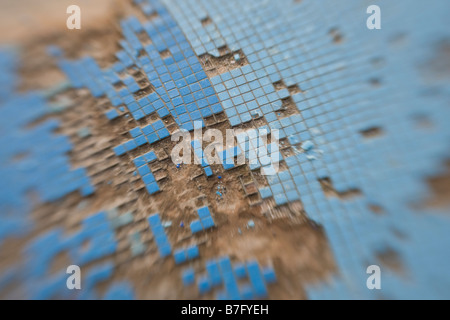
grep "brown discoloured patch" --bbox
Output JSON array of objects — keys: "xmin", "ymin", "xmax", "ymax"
[
  {"xmin": 360, "ymin": 126, "xmax": 383, "ymax": 139},
  {"xmin": 199, "ymin": 48, "xmax": 249, "ymax": 78},
  {"xmin": 421, "ymin": 39, "xmax": 450, "ymax": 81},
  {"xmin": 376, "ymin": 247, "xmax": 405, "ymax": 275},
  {"xmin": 319, "ymin": 177, "xmax": 362, "ymax": 200},
  {"xmin": 424, "ymin": 161, "xmax": 450, "ymax": 209},
  {"xmin": 329, "ymin": 28, "xmax": 343, "ymax": 44}
]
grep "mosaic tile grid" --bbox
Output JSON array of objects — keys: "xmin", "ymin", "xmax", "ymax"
[
  {"xmin": 161, "ymin": 0, "xmax": 450, "ymax": 299},
  {"xmin": 0, "ymin": 0, "xmax": 449, "ymax": 299}
]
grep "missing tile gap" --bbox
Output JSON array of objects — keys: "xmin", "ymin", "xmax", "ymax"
[
  {"xmin": 201, "ymin": 16, "xmax": 212, "ymax": 26},
  {"xmin": 360, "ymin": 126, "xmax": 383, "ymax": 138},
  {"xmin": 318, "ymin": 177, "xmax": 362, "ymax": 200}
]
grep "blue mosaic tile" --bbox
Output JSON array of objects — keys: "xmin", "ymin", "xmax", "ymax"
[
  {"xmin": 147, "ymin": 213, "xmax": 172, "ymax": 257},
  {"xmin": 186, "ymin": 256, "xmax": 276, "ymax": 300},
  {"xmin": 190, "ymin": 206, "xmax": 215, "ymax": 234}
]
